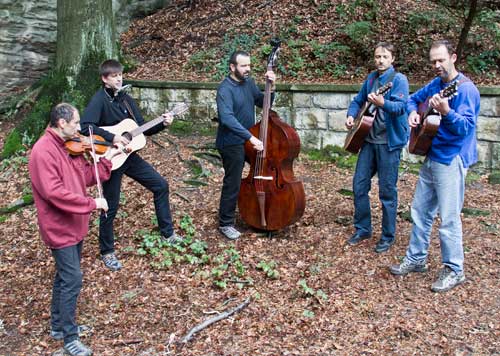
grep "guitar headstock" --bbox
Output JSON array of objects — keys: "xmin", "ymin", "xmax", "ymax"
[
  {"xmin": 441, "ymin": 81, "xmax": 458, "ymax": 99},
  {"xmin": 376, "ymin": 82, "xmax": 393, "ymax": 96},
  {"xmin": 267, "ymin": 38, "xmax": 281, "ymax": 68},
  {"xmin": 168, "ymin": 103, "xmax": 189, "ymax": 119}
]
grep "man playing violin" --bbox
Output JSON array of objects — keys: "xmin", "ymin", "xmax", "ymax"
[
  {"xmin": 29, "ymin": 103, "xmax": 118, "ymax": 356},
  {"xmin": 345, "ymin": 42, "xmax": 409, "ymax": 253},
  {"xmin": 390, "ymin": 40, "xmax": 480, "ymax": 293},
  {"xmin": 216, "ymin": 50, "xmax": 276, "ymax": 240},
  {"xmin": 80, "ymin": 59, "xmax": 183, "ymax": 271}
]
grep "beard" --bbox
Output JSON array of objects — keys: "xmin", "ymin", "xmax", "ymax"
[{"xmin": 234, "ymin": 68, "xmax": 250, "ymax": 81}]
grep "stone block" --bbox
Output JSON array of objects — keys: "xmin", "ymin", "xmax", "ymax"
[
  {"xmin": 312, "ymin": 93, "xmax": 350, "ymax": 109},
  {"xmin": 191, "ymin": 89, "xmax": 216, "ymax": 104},
  {"xmin": 298, "ymin": 130, "xmax": 322, "ymax": 149},
  {"xmin": 320, "ymin": 131, "xmax": 347, "ymax": 149},
  {"xmin": 174, "ymin": 89, "xmax": 192, "ymax": 102},
  {"xmin": 274, "ymin": 92, "xmax": 292, "ymax": 107},
  {"xmin": 293, "ymin": 93, "xmax": 312, "ymax": 108},
  {"xmin": 477, "ymin": 116, "xmax": 500, "ymax": 142},
  {"xmin": 476, "ymin": 141, "xmax": 492, "ymax": 169},
  {"xmin": 138, "ymin": 88, "xmax": 160, "ymax": 102},
  {"xmin": 402, "ymin": 146, "xmax": 425, "ymax": 164},
  {"xmin": 491, "ymin": 142, "xmax": 500, "ymax": 170},
  {"xmin": 328, "ymin": 111, "xmax": 349, "ymax": 131},
  {"xmin": 273, "ymin": 108, "xmax": 293, "ymax": 126},
  {"xmin": 480, "ymin": 97, "xmax": 499, "ymax": 117},
  {"xmin": 294, "ymin": 108, "xmax": 328, "ymax": 130}
]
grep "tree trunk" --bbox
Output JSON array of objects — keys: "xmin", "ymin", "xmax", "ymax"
[
  {"xmin": 56, "ymin": 0, "xmax": 117, "ymax": 77},
  {"xmin": 456, "ymin": 0, "xmax": 478, "ymax": 63}
]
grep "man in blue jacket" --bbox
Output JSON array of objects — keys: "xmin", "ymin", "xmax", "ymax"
[
  {"xmin": 345, "ymin": 42, "xmax": 409, "ymax": 253},
  {"xmin": 216, "ymin": 50, "xmax": 275, "ymax": 240},
  {"xmin": 390, "ymin": 40, "xmax": 480, "ymax": 293}
]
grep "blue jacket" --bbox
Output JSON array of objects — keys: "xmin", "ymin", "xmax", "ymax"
[
  {"xmin": 347, "ymin": 66, "xmax": 410, "ymax": 151},
  {"xmin": 407, "ymin": 73, "xmax": 480, "ymax": 168},
  {"xmin": 216, "ymin": 76, "xmax": 273, "ymax": 149}
]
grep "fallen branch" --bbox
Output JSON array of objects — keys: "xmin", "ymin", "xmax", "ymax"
[
  {"xmin": 180, "ymin": 296, "xmax": 251, "ymax": 343},
  {"xmin": 152, "ymin": 135, "xmax": 183, "ymax": 162},
  {"xmin": 102, "ymin": 338, "xmax": 143, "ymax": 346},
  {"xmin": 173, "ymin": 191, "xmax": 191, "ymax": 202}
]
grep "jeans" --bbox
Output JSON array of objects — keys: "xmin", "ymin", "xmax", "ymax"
[
  {"xmin": 405, "ymin": 156, "xmax": 467, "ymax": 273},
  {"xmin": 353, "ymin": 142, "xmax": 402, "ymax": 241},
  {"xmin": 218, "ymin": 144, "xmax": 246, "ymax": 227},
  {"xmin": 99, "ymin": 152, "xmax": 173, "ymax": 255},
  {"xmin": 51, "ymin": 242, "xmax": 83, "ymax": 344}
]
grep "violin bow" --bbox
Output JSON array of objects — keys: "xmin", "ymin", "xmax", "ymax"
[{"xmin": 88, "ymin": 126, "xmax": 107, "ymax": 218}]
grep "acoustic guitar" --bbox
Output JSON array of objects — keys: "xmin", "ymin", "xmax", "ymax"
[
  {"xmin": 408, "ymin": 82, "xmax": 458, "ymax": 156},
  {"xmin": 343, "ymin": 82, "xmax": 393, "ymax": 154},
  {"xmin": 97, "ymin": 103, "xmax": 189, "ymax": 170}
]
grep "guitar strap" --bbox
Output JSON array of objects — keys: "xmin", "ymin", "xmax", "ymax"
[
  {"xmin": 121, "ymin": 97, "xmax": 138, "ymax": 123},
  {"xmin": 370, "ymin": 70, "xmax": 397, "ymax": 94}
]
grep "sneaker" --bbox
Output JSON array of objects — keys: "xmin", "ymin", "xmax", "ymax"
[
  {"xmin": 51, "ymin": 325, "xmax": 91, "ymax": 341},
  {"xmin": 219, "ymin": 226, "xmax": 241, "ymax": 240},
  {"xmin": 431, "ymin": 266, "xmax": 466, "ymax": 293},
  {"xmin": 64, "ymin": 339, "xmax": 92, "ymax": 356},
  {"xmin": 101, "ymin": 253, "xmax": 122, "ymax": 271},
  {"xmin": 347, "ymin": 232, "xmax": 371, "ymax": 245},
  {"xmin": 161, "ymin": 232, "xmax": 184, "ymax": 244},
  {"xmin": 389, "ymin": 258, "xmax": 428, "ymax": 276}
]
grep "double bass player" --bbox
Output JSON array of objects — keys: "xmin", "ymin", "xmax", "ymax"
[{"xmin": 215, "ymin": 50, "xmax": 276, "ymax": 240}]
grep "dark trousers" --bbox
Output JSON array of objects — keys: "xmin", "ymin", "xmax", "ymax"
[
  {"xmin": 51, "ymin": 242, "xmax": 83, "ymax": 344},
  {"xmin": 353, "ymin": 142, "xmax": 402, "ymax": 242},
  {"xmin": 99, "ymin": 152, "xmax": 173, "ymax": 255},
  {"xmin": 218, "ymin": 144, "xmax": 245, "ymax": 227}
]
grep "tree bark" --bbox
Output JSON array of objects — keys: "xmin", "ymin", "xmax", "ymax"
[
  {"xmin": 456, "ymin": 0, "xmax": 478, "ymax": 63},
  {"xmin": 56, "ymin": 0, "xmax": 117, "ymax": 77}
]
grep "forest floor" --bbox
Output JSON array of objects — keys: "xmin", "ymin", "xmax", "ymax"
[{"xmin": 0, "ymin": 122, "xmax": 499, "ymax": 355}]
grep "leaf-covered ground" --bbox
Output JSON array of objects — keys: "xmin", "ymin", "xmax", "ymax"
[
  {"xmin": 0, "ymin": 126, "xmax": 499, "ymax": 355},
  {"xmin": 120, "ymin": 0, "xmax": 500, "ymax": 85}
]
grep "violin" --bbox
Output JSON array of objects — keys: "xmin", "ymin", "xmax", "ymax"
[{"xmin": 65, "ymin": 133, "xmax": 112, "ymax": 156}]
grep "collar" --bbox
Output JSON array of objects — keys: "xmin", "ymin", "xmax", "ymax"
[
  {"xmin": 377, "ymin": 66, "xmax": 395, "ymax": 82},
  {"xmin": 46, "ymin": 127, "xmax": 66, "ymax": 147},
  {"xmin": 226, "ymin": 75, "xmax": 246, "ymax": 86}
]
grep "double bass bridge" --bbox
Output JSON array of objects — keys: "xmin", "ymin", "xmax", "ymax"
[{"xmin": 254, "ymin": 176, "xmax": 273, "ymax": 180}]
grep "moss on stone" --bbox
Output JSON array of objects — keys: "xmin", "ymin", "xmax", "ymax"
[{"xmin": 488, "ymin": 170, "xmax": 500, "ymax": 184}]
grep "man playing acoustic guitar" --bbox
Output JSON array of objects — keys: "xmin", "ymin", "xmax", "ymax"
[
  {"xmin": 81, "ymin": 59, "xmax": 183, "ymax": 271},
  {"xmin": 345, "ymin": 42, "xmax": 409, "ymax": 253},
  {"xmin": 390, "ymin": 40, "xmax": 480, "ymax": 293}
]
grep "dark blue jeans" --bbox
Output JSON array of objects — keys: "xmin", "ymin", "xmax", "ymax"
[
  {"xmin": 218, "ymin": 144, "xmax": 245, "ymax": 227},
  {"xmin": 99, "ymin": 152, "xmax": 173, "ymax": 255},
  {"xmin": 51, "ymin": 242, "xmax": 83, "ymax": 344},
  {"xmin": 353, "ymin": 142, "xmax": 402, "ymax": 242}
]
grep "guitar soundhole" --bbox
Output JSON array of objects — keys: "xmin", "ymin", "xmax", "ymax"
[{"xmin": 122, "ymin": 132, "xmax": 132, "ymax": 141}]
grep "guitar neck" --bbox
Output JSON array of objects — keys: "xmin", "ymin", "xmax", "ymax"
[{"xmin": 129, "ymin": 115, "xmax": 164, "ymax": 138}]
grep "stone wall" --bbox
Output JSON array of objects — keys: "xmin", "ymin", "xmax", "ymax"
[
  {"xmin": 0, "ymin": 0, "xmax": 171, "ymax": 102},
  {"xmin": 127, "ymin": 80, "xmax": 500, "ymax": 171}
]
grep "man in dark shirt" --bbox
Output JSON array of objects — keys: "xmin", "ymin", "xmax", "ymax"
[
  {"xmin": 216, "ymin": 50, "xmax": 275, "ymax": 239},
  {"xmin": 80, "ymin": 59, "xmax": 182, "ymax": 271},
  {"xmin": 345, "ymin": 42, "xmax": 409, "ymax": 253}
]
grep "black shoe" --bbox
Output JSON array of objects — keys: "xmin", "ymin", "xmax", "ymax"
[
  {"xmin": 374, "ymin": 238, "xmax": 395, "ymax": 253},
  {"xmin": 347, "ymin": 232, "xmax": 371, "ymax": 245}
]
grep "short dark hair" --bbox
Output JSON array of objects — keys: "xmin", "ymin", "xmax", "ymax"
[
  {"xmin": 375, "ymin": 42, "xmax": 395, "ymax": 56},
  {"xmin": 99, "ymin": 59, "xmax": 123, "ymax": 77},
  {"xmin": 49, "ymin": 103, "xmax": 76, "ymax": 127},
  {"xmin": 431, "ymin": 39, "xmax": 456, "ymax": 55},
  {"xmin": 228, "ymin": 50, "xmax": 250, "ymax": 67}
]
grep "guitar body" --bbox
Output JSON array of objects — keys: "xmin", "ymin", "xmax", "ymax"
[
  {"xmin": 343, "ymin": 81, "xmax": 393, "ymax": 154},
  {"xmin": 408, "ymin": 101, "xmax": 441, "ymax": 156},
  {"xmin": 99, "ymin": 119, "xmax": 147, "ymax": 170},
  {"xmin": 344, "ymin": 107, "xmax": 376, "ymax": 154}
]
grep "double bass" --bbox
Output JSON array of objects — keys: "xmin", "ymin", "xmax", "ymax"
[{"xmin": 238, "ymin": 39, "xmax": 305, "ymax": 231}]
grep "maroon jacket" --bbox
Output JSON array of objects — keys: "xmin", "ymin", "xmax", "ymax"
[{"xmin": 29, "ymin": 128, "xmax": 112, "ymax": 249}]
